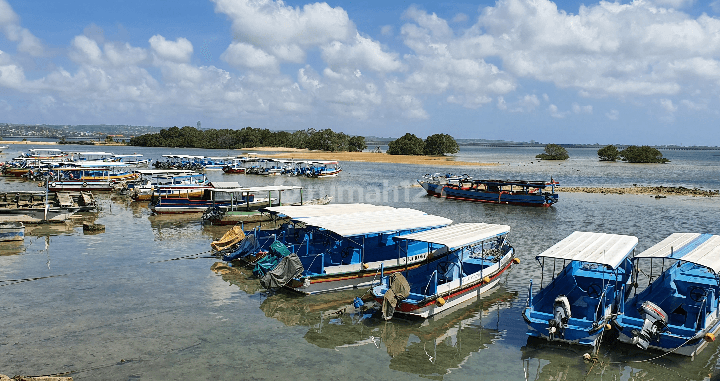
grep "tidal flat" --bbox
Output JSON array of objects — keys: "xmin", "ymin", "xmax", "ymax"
[{"xmin": 1, "ymin": 145, "xmax": 719, "ymax": 380}]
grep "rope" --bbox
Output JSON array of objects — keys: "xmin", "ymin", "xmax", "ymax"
[{"xmin": 147, "ymin": 250, "xmax": 213, "ymax": 263}]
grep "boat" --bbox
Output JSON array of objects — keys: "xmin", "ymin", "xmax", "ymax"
[
  {"xmin": 149, "ymin": 182, "xmax": 274, "ymax": 214},
  {"xmin": 613, "ymin": 233, "xmax": 720, "ymax": 357},
  {"xmin": 221, "ymin": 204, "xmax": 453, "ymax": 294},
  {"xmin": 0, "ymin": 222, "xmax": 24, "ymax": 241},
  {"xmin": 0, "ymin": 145, "xmax": 8, "ymax": 153},
  {"xmin": 371, "ymin": 223, "xmax": 517, "ymax": 319},
  {"xmin": 418, "ymin": 174, "xmax": 559, "ymax": 207},
  {"xmin": 522, "ymin": 231, "xmax": 638, "ymax": 346},
  {"xmin": 128, "ymin": 170, "xmax": 207, "ymax": 201},
  {"xmin": 2, "ymin": 148, "xmax": 70, "ymax": 177},
  {"xmin": 46, "ymin": 165, "xmax": 139, "ymax": 191},
  {"xmin": 201, "ymin": 185, "xmax": 309, "ymax": 225},
  {"xmin": 0, "ymin": 191, "xmax": 78, "ymax": 223}
]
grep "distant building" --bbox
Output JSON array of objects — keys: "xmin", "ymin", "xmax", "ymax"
[{"xmin": 197, "ymin": 121, "xmax": 201, "ymax": 129}]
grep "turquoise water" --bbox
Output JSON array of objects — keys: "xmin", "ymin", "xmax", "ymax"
[{"xmin": 1, "ymin": 144, "xmax": 719, "ymax": 380}]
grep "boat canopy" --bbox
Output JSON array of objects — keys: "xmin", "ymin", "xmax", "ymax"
[
  {"xmin": 536, "ymin": 231, "xmax": 638, "ymax": 269},
  {"xmin": 208, "ymin": 185, "xmax": 303, "ymax": 193},
  {"xmin": 208, "ymin": 181, "xmax": 241, "ymax": 189},
  {"xmin": 297, "ymin": 208, "xmax": 452, "ymax": 237},
  {"xmin": 265, "ymin": 203, "xmax": 395, "ymax": 219},
  {"xmin": 392, "ymin": 223, "xmax": 510, "ymax": 251},
  {"xmin": 635, "ymin": 233, "xmax": 720, "ymax": 274},
  {"xmin": 135, "ymin": 169, "xmax": 196, "ymax": 175}
]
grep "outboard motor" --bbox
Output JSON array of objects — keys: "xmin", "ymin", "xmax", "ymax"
[
  {"xmin": 548, "ymin": 295, "xmax": 571, "ymax": 339},
  {"xmin": 631, "ymin": 301, "xmax": 668, "ymax": 350}
]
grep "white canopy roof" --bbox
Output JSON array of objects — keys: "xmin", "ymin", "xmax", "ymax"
[
  {"xmin": 635, "ymin": 233, "xmax": 720, "ymax": 274},
  {"xmin": 394, "ymin": 223, "xmax": 510, "ymax": 250},
  {"xmin": 297, "ymin": 207, "xmax": 452, "ymax": 237},
  {"xmin": 209, "ymin": 181, "xmax": 241, "ymax": 189},
  {"xmin": 536, "ymin": 231, "xmax": 639, "ymax": 269},
  {"xmin": 135, "ymin": 169, "xmax": 197, "ymax": 175},
  {"xmin": 209, "ymin": 185, "xmax": 303, "ymax": 193},
  {"xmin": 265, "ymin": 203, "xmax": 395, "ymax": 219}
]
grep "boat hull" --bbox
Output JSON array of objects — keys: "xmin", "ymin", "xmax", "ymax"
[{"xmin": 615, "ymin": 315, "xmax": 720, "ymax": 357}]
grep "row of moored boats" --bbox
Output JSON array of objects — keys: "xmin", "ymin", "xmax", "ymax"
[{"xmin": 213, "ymin": 203, "xmax": 720, "ymax": 359}]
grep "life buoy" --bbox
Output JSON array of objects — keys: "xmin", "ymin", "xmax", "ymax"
[{"xmin": 82, "ymin": 182, "xmax": 88, "ymax": 187}]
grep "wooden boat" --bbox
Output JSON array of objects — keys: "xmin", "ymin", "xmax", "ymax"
[
  {"xmin": 128, "ymin": 170, "xmax": 207, "ymax": 201},
  {"xmin": 0, "ymin": 222, "xmax": 24, "ymax": 241},
  {"xmin": 201, "ymin": 185, "xmax": 309, "ymax": 225},
  {"xmin": 221, "ymin": 204, "xmax": 452, "ymax": 294},
  {"xmin": 419, "ymin": 174, "xmax": 558, "ymax": 207},
  {"xmin": 522, "ymin": 231, "xmax": 638, "ymax": 346},
  {"xmin": 47, "ymin": 165, "xmax": 139, "ymax": 191},
  {"xmin": 0, "ymin": 190, "xmax": 90, "ymax": 222},
  {"xmin": 371, "ymin": 223, "xmax": 518, "ymax": 319},
  {"xmin": 149, "ymin": 182, "xmax": 274, "ymax": 214},
  {"xmin": 613, "ymin": 233, "xmax": 720, "ymax": 357}
]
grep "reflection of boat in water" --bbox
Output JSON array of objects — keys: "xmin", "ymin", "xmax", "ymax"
[
  {"xmin": 211, "ymin": 262, "xmax": 266, "ymax": 295},
  {"xmin": 257, "ymin": 286, "xmax": 516, "ymax": 378},
  {"xmin": 0, "ymin": 221, "xmax": 24, "ymax": 241}
]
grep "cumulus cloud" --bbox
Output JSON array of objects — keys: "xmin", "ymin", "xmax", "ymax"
[
  {"xmin": 213, "ymin": 0, "xmax": 354, "ymax": 64},
  {"xmin": 572, "ymin": 103, "xmax": 593, "ymax": 114},
  {"xmin": 222, "ymin": 42, "xmax": 279, "ymax": 72},
  {"xmin": 149, "ymin": 35, "xmax": 193, "ymax": 63},
  {"xmin": 0, "ymin": 0, "xmax": 44, "ymax": 56},
  {"xmin": 549, "ymin": 104, "xmax": 569, "ymax": 118},
  {"xmin": 321, "ymin": 33, "xmax": 403, "ymax": 72}
]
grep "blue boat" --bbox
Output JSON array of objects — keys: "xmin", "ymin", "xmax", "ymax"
[
  {"xmin": 613, "ymin": 233, "xmax": 720, "ymax": 358},
  {"xmin": 418, "ymin": 174, "xmax": 558, "ymax": 207},
  {"xmin": 523, "ymin": 231, "xmax": 638, "ymax": 346},
  {"xmin": 221, "ymin": 204, "xmax": 453, "ymax": 294},
  {"xmin": 371, "ymin": 223, "xmax": 517, "ymax": 319}
]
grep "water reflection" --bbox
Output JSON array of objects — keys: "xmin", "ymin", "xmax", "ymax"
[
  {"xmin": 255, "ymin": 283, "xmax": 517, "ymax": 379},
  {"xmin": 521, "ymin": 332, "xmax": 720, "ymax": 381}
]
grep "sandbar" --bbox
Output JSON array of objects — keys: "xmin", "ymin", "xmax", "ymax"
[
  {"xmin": 558, "ymin": 186, "xmax": 719, "ymax": 197},
  {"xmin": 242, "ymin": 148, "xmax": 494, "ymax": 167}
]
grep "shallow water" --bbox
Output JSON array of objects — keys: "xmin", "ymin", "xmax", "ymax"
[{"xmin": 1, "ymin": 145, "xmax": 719, "ymax": 380}]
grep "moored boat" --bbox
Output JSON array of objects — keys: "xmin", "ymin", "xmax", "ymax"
[
  {"xmin": 221, "ymin": 204, "xmax": 453, "ymax": 294},
  {"xmin": 371, "ymin": 223, "xmax": 517, "ymax": 319},
  {"xmin": 419, "ymin": 174, "xmax": 559, "ymax": 207},
  {"xmin": 0, "ymin": 222, "xmax": 25, "ymax": 241},
  {"xmin": 613, "ymin": 233, "xmax": 720, "ymax": 358},
  {"xmin": 523, "ymin": 231, "xmax": 638, "ymax": 346}
]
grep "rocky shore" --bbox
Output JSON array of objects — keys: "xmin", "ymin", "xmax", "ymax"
[
  {"xmin": 0, "ymin": 375, "xmax": 72, "ymax": 381},
  {"xmin": 557, "ymin": 185, "xmax": 720, "ymax": 197}
]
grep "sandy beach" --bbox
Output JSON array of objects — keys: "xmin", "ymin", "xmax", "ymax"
[{"xmin": 241, "ymin": 147, "xmax": 494, "ymax": 167}]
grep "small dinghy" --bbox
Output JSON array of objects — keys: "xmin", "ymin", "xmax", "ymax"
[
  {"xmin": 613, "ymin": 233, "xmax": 720, "ymax": 358},
  {"xmin": 522, "ymin": 231, "xmax": 638, "ymax": 346}
]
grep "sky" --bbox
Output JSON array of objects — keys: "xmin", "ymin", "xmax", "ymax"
[{"xmin": 1, "ymin": 0, "xmax": 720, "ymax": 145}]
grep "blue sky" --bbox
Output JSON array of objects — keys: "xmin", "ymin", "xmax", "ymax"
[{"xmin": 2, "ymin": 0, "xmax": 720, "ymax": 145}]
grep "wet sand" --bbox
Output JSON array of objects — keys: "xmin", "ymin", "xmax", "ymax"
[
  {"xmin": 241, "ymin": 148, "xmax": 494, "ymax": 167},
  {"xmin": 558, "ymin": 186, "xmax": 720, "ymax": 197}
]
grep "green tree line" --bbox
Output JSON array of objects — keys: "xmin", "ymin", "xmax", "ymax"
[
  {"xmin": 597, "ymin": 145, "xmax": 669, "ymax": 163},
  {"xmin": 129, "ymin": 126, "xmax": 367, "ymax": 152},
  {"xmin": 387, "ymin": 133, "xmax": 459, "ymax": 156}
]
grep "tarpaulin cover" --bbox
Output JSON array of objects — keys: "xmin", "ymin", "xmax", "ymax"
[
  {"xmin": 260, "ymin": 253, "xmax": 304, "ymax": 290},
  {"xmin": 382, "ymin": 273, "xmax": 410, "ymax": 320},
  {"xmin": 211, "ymin": 225, "xmax": 246, "ymax": 252}
]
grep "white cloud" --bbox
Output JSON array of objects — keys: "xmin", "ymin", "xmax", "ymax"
[
  {"xmin": 680, "ymin": 99, "xmax": 706, "ymax": 110},
  {"xmin": 712, "ymin": 1, "xmax": 720, "ymax": 14},
  {"xmin": 149, "ymin": 35, "xmax": 193, "ymax": 63},
  {"xmin": 649, "ymin": 0, "xmax": 695, "ymax": 9},
  {"xmin": 222, "ymin": 42, "xmax": 279, "ymax": 72},
  {"xmin": 572, "ymin": 103, "xmax": 593, "ymax": 114},
  {"xmin": 606, "ymin": 109, "xmax": 620, "ymax": 120},
  {"xmin": 549, "ymin": 104, "xmax": 569, "ymax": 118},
  {"xmin": 380, "ymin": 25, "xmax": 393, "ymax": 36},
  {"xmin": 213, "ymin": 0, "xmax": 354, "ymax": 64},
  {"xmin": 0, "ymin": 0, "xmax": 44, "ymax": 56},
  {"xmin": 659, "ymin": 98, "xmax": 677, "ymax": 112},
  {"xmin": 321, "ymin": 33, "xmax": 403, "ymax": 72}
]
